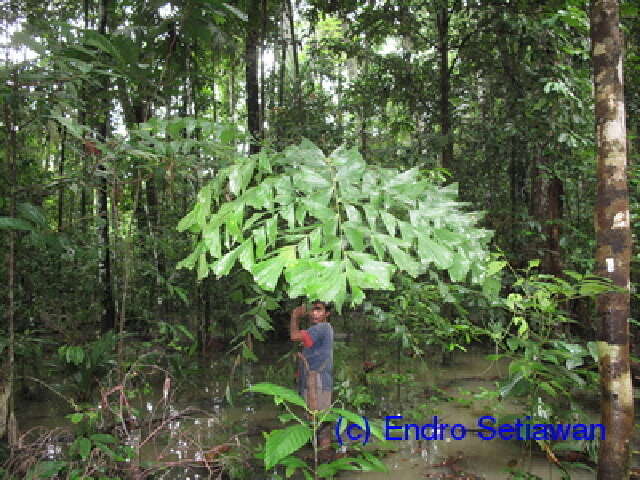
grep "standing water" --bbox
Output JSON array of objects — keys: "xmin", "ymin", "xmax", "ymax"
[{"xmin": 14, "ymin": 341, "xmax": 611, "ymax": 479}]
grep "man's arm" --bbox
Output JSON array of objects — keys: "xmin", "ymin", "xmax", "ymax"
[{"xmin": 290, "ymin": 305, "xmax": 313, "ymax": 347}]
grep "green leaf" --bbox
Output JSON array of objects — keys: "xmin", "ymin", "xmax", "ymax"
[
  {"xmin": 17, "ymin": 203, "xmax": 49, "ymax": 229},
  {"xmin": 229, "ymin": 159, "xmax": 255, "ymax": 195},
  {"xmin": 359, "ymin": 451, "xmax": 388, "ymax": 472},
  {"xmin": 316, "ymin": 462, "xmax": 339, "ymax": 477},
  {"xmin": 66, "ymin": 346, "xmax": 85, "ymax": 366},
  {"xmin": 211, "ymin": 244, "xmax": 242, "ymax": 277},
  {"xmin": 252, "ymin": 255, "xmax": 286, "ymax": 291},
  {"xmin": 254, "ymin": 226, "xmax": 267, "ymax": 258},
  {"xmin": 294, "ymin": 167, "xmax": 331, "ymax": 190},
  {"xmin": 309, "ymin": 227, "xmax": 323, "ymax": 251},
  {"xmin": 362, "ymin": 205, "xmax": 377, "ymax": 229},
  {"xmin": 387, "ymin": 245, "xmax": 421, "ymax": 278},
  {"xmin": 89, "ymin": 433, "xmax": 117, "ymax": 444},
  {"xmin": 418, "ymin": 236, "xmax": 453, "ymax": 269},
  {"xmin": 329, "ymin": 409, "xmax": 386, "ymax": 442},
  {"xmin": 242, "ymin": 344, "xmax": 258, "ymax": 361},
  {"xmin": 433, "ymin": 228, "xmax": 463, "ymax": 245},
  {"xmin": 69, "ymin": 413, "xmax": 84, "ymax": 424},
  {"xmin": 32, "ymin": 461, "xmax": 67, "ymax": 478},
  {"xmin": 266, "ymin": 215, "xmax": 278, "ymax": 246},
  {"xmin": 342, "ymin": 222, "xmax": 364, "ymax": 251},
  {"xmin": 176, "ymin": 243, "xmax": 204, "ymax": 270},
  {"xmin": 379, "ymin": 211, "xmax": 396, "ymax": 236},
  {"xmin": 303, "ymin": 198, "xmax": 334, "ymax": 222},
  {"xmin": 238, "ymin": 238, "xmax": 255, "ymax": 270},
  {"xmin": 398, "ymin": 220, "xmax": 417, "ymax": 243},
  {"xmin": 486, "ymin": 260, "xmax": 507, "ymax": 277},
  {"xmin": 74, "ymin": 437, "xmax": 91, "ymax": 459},
  {"xmin": 344, "ymin": 204, "xmax": 362, "ymax": 223},
  {"xmin": 347, "ymin": 252, "xmax": 395, "ymax": 290},
  {"xmin": 84, "ymin": 30, "xmax": 122, "ymax": 62},
  {"xmin": 285, "ymin": 260, "xmax": 325, "ymax": 298},
  {"xmin": 316, "ymin": 270, "xmax": 347, "ymax": 313},
  {"xmin": 297, "ymin": 237, "xmax": 310, "ymax": 259},
  {"xmin": 279, "ymin": 455, "xmax": 308, "ymax": 478},
  {"xmin": 538, "ymin": 382, "xmax": 556, "ymax": 396},
  {"xmin": 94, "ymin": 442, "xmax": 118, "ymax": 459},
  {"xmin": 254, "ymin": 309, "xmax": 273, "ymax": 331},
  {"xmin": 482, "ymin": 276, "xmax": 501, "ymax": 299},
  {"xmin": 0, "ymin": 217, "xmax": 34, "ymax": 231},
  {"xmin": 221, "ymin": 2, "xmax": 248, "ymax": 21},
  {"xmin": 566, "ymin": 357, "xmax": 583, "ymax": 370},
  {"xmin": 448, "ymin": 254, "xmax": 471, "ymax": 282},
  {"xmin": 177, "ymin": 207, "xmax": 198, "ymax": 232},
  {"xmin": 204, "ymin": 224, "xmax": 221, "ymax": 259},
  {"xmin": 245, "ymin": 382, "xmax": 307, "ymax": 407},
  {"xmin": 331, "ymin": 145, "xmax": 366, "ymax": 182},
  {"xmin": 283, "ymin": 203, "xmax": 295, "ymax": 229},
  {"xmin": 197, "ymin": 253, "xmax": 209, "ymax": 280},
  {"xmin": 265, "ymin": 424, "xmax": 312, "ymax": 470}
]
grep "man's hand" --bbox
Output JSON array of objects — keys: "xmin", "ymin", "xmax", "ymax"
[
  {"xmin": 292, "ymin": 304, "xmax": 307, "ymax": 320},
  {"xmin": 290, "ymin": 305, "xmax": 307, "ymax": 343}
]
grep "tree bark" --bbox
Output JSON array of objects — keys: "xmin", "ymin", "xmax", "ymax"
[
  {"xmin": 246, "ymin": 0, "xmax": 261, "ymax": 154},
  {"xmin": 286, "ymin": 0, "xmax": 300, "ymax": 110},
  {"xmin": 58, "ymin": 126, "xmax": 67, "ymax": 232},
  {"xmin": 1, "ymin": 91, "xmax": 17, "ymax": 444},
  {"xmin": 260, "ymin": 0, "xmax": 267, "ymax": 137},
  {"xmin": 98, "ymin": 0, "xmax": 115, "ymax": 333},
  {"xmin": 278, "ymin": 5, "xmax": 287, "ymax": 110},
  {"xmin": 436, "ymin": 2, "xmax": 453, "ymax": 171},
  {"xmin": 145, "ymin": 174, "xmax": 165, "ymax": 319},
  {"xmin": 545, "ymin": 175, "xmax": 563, "ymax": 276},
  {"xmin": 591, "ymin": 1, "xmax": 633, "ymax": 478}
]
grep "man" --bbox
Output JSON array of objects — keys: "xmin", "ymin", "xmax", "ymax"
[{"xmin": 290, "ymin": 301, "xmax": 334, "ymax": 450}]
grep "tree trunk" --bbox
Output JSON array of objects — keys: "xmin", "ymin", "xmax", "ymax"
[
  {"xmin": 530, "ymin": 154, "xmax": 563, "ymax": 276},
  {"xmin": 278, "ymin": 6, "xmax": 287, "ymax": 109},
  {"xmin": 80, "ymin": 0, "xmax": 90, "ymax": 233},
  {"xmin": 231, "ymin": 57, "xmax": 237, "ymax": 122},
  {"xmin": 246, "ymin": 0, "xmax": 261, "ymax": 154},
  {"xmin": 145, "ymin": 175, "xmax": 165, "ymax": 320},
  {"xmin": 545, "ymin": 175, "xmax": 563, "ymax": 276},
  {"xmin": 98, "ymin": 0, "xmax": 115, "ymax": 333},
  {"xmin": 591, "ymin": 1, "xmax": 633, "ymax": 478},
  {"xmin": 211, "ymin": 49, "xmax": 218, "ymax": 122},
  {"xmin": 1, "ymin": 95, "xmax": 17, "ymax": 444},
  {"xmin": 260, "ymin": 0, "xmax": 267, "ymax": 137},
  {"xmin": 529, "ymin": 154, "xmax": 548, "ymax": 254},
  {"xmin": 58, "ymin": 126, "xmax": 67, "ymax": 232},
  {"xmin": 286, "ymin": 0, "xmax": 300, "ymax": 110},
  {"xmin": 436, "ymin": 2, "xmax": 453, "ymax": 171}
]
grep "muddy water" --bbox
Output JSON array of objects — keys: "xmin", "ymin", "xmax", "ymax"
[
  {"xmin": 16, "ymin": 344, "xmax": 600, "ymax": 479},
  {"xmin": 342, "ymin": 352, "xmax": 597, "ymax": 480}
]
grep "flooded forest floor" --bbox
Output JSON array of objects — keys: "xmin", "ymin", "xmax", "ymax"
[{"xmin": 9, "ymin": 328, "xmax": 639, "ymax": 480}]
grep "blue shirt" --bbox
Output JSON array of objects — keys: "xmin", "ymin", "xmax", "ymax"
[{"xmin": 298, "ymin": 322, "xmax": 333, "ymax": 393}]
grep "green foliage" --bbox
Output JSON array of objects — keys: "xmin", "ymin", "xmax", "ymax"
[
  {"xmin": 368, "ymin": 276, "xmax": 487, "ymax": 357},
  {"xmin": 0, "ymin": 202, "xmax": 68, "ymax": 251},
  {"xmin": 178, "ymin": 140, "xmax": 493, "ymax": 311},
  {"xmin": 157, "ymin": 320, "xmax": 197, "ymax": 354},
  {"xmin": 57, "ymin": 331, "xmax": 117, "ymax": 401},
  {"xmin": 265, "ymin": 424, "xmax": 313, "ymax": 470},
  {"xmin": 246, "ymin": 382, "xmax": 388, "ymax": 478},
  {"xmin": 478, "ymin": 263, "xmax": 616, "ymax": 465}
]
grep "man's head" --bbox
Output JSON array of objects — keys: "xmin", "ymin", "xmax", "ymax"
[{"xmin": 309, "ymin": 301, "xmax": 331, "ymax": 324}]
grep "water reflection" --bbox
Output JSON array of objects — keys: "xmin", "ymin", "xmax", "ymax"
[{"xmin": 17, "ymin": 347, "xmax": 602, "ymax": 480}]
